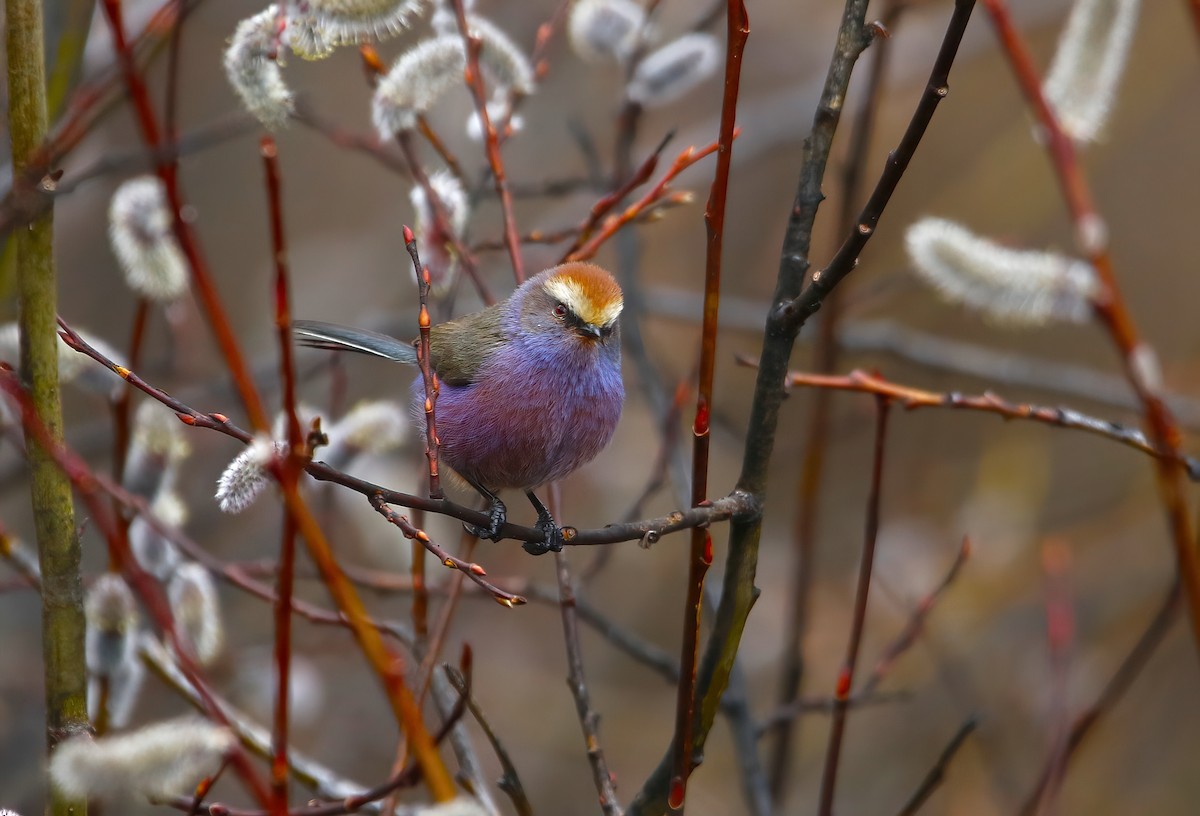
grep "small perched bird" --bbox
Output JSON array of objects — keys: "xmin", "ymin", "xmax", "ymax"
[{"xmin": 295, "ymin": 262, "xmax": 624, "ymax": 554}]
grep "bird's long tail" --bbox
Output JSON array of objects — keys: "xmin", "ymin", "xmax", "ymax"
[{"xmin": 293, "ymin": 320, "xmax": 418, "ymax": 364}]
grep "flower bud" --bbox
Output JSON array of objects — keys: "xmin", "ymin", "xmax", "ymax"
[
  {"xmin": 124, "ymin": 400, "xmax": 190, "ymax": 500},
  {"xmin": 904, "ymin": 217, "xmax": 1098, "ymax": 326},
  {"xmin": 215, "ymin": 435, "xmax": 281, "ymax": 513},
  {"xmin": 49, "ymin": 718, "xmax": 235, "ymax": 799},
  {"xmin": 86, "ymin": 574, "xmax": 139, "ymax": 680},
  {"xmin": 108, "ymin": 176, "xmax": 188, "ymax": 302},
  {"xmin": 168, "ymin": 563, "xmax": 223, "ymax": 665},
  {"xmin": 224, "ymin": 6, "xmax": 295, "ymax": 130},
  {"xmin": 99, "ymin": 648, "xmax": 146, "ymax": 730},
  {"xmin": 1044, "ymin": 0, "xmax": 1141, "ymax": 143},
  {"xmin": 568, "ymin": 0, "xmax": 647, "ymax": 64},
  {"xmin": 626, "ymin": 33, "xmax": 720, "ymax": 108},
  {"xmin": 129, "ymin": 490, "xmax": 187, "ymax": 581}
]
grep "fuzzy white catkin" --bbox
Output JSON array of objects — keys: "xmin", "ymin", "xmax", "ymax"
[
  {"xmin": 1044, "ymin": 0, "xmax": 1141, "ymax": 143},
  {"xmin": 224, "ymin": 5, "xmax": 295, "ymax": 129},
  {"xmin": 373, "ymin": 35, "xmax": 465, "ymax": 137},
  {"xmin": 124, "ymin": 400, "xmax": 190, "ymax": 500},
  {"xmin": 168, "ymin": 563, "xmax": 223, "ymax": 665},
  {"xmin": 626, "ymin": 32, "xmax": 720, "ymax": 108},
  {"xmin": 372, "ymin": 16, "xmax": 533, "ymax": 138},
  {"xmin": 285, "ymin": 0, "xmax": 425, "ymax": 56},
  {"xmin": 905, "ymin": 217, "xmax": 1099, "ymax": 326},
  {"xmin": 85, "ymin": 574, "xmax": 139, "ymax": 680},
  {"xmin": 568, "ymin": 0, "xmax": 646, "ymax": 63},
  {"xmin": 108, "ymin": 176, "xmax": 188, "ymax": 302},
  {"xmin": 50, "ymin": 718, "xmax": 234, "ymax": 799},
  {"xmin": 325, "ymin": 400, "xmax": 409, "ymax": 464},
  {"xmin": 215, "ymin": 435, "xmax": 281, "ymax": 513},
  {"xmin": 129, "ymin": 490, "xmax": 188, "ymax": 581}
]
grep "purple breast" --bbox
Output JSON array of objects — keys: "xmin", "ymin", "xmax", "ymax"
[{"xmin": 412, "ymin": 339, "xmax": 623, "ymax": 491}]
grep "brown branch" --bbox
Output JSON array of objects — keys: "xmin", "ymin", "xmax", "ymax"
[
  {"xmin": 632, "ymin": 0, "xmax": 975, "ymax": 811},
  {"xmin": 445, "ymin": 665, "xmax": 534, "ymax": 816},
  {"xmin": 817, "ymin": 397, "xmax": 891, "ymax": 816},
  {"xmin": 450, "ymin": 0, "xmax": 524, "ymax": 282},
  {"xmin": 370, "ymin": 495, "xmax": 527, "ymax": 607},
  {"xmin": 58, "ymin": 319, "xmax": 748, "ymax": 547},
  {"xmin": 894, "ymin": 717, "xmax": 978, "ymax": 816},
  {"xmin": 555, "ymin": 485, "xmax": 623, "ymax": 815},
  {"xmin": 980, "ymin": 0, "xmax": 1200, "ymax": 655},
  {"xmin": 860, "ymin": 536, "xmax": 970, "ymax": 697},
  {"xmin": 769, "ymin": 6, "xmax": 902, "ymax": 794},
  {"xmin": 769, "ymin": 366, "xmax": 1200, "ymax": 478}
]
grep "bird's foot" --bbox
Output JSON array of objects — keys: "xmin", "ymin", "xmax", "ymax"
[
  {"xmin": 464, "ymin": 496, "xmax": 507, "ymax": 542},
  {"xmin": 522, "ymin": 490, "xmax": 564, "ymax": 555}
]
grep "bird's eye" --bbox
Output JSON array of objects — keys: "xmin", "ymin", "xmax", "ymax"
[{"xmin": 553, "ymin": 303, "xmax": 568, "ymax": 319}]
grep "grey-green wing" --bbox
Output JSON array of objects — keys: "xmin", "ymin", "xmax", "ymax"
[{"xmin": 428, "ymin": 303, "xmax": 509, "ymax": 386}]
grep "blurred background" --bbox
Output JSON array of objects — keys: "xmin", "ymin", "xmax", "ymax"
[{"xmin": 2, "ymin": 0, "xmax": 1200, "ymax": 813}]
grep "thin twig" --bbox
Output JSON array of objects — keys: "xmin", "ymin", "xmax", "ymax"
[
  {"xmin": 445, "ymin": 665, "xmax": 534, "ymax": 816},
  {"xmin": 894, "ymin": 717, "xmax": 978, "ymax": 816},
  {"xmin": 817, "ymin": 397, "xmax": 892, "ymax": 816},
  {"xmin": 566, "ymin": 138, "xmax": 731, "ymax": 264},
  {"xmin": 450, "ymin": 0, "xmax": 524, "ymax": 281},
  {"xmin": 1037, "ymin": 539, "xmax": 1074, "ymax": 816},
  {"xmin": 554, "ymin": 482, "xmax": 623, "ymax": 816},
  {"xmin": 769, "ymin": 366, "xmax": 1200, "ymax": 479},
  {"xmin": 559, "ymin": 130, "xmax": 674, "ymax": 260},
  {"xmin": 860, "ymin": 536, "xmax": 970, "ymax": 697},
  {"xmin": 1018, "ymin": 581, "xmax": 1181, "ymax": 816},
  {"xmin": 370, "ymin": 495, "xmax": 527, "ymax": 607},
  {"xmin": 406, "ymin": 227, "xmax": 442, "ymax": 499}
]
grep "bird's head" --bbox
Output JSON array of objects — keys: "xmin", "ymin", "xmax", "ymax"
[{"xmin": 518, "ymin": 262, "xmax": 623, "ymax": 347}]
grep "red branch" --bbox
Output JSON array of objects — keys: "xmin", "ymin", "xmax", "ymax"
[
  {"xmin": 980, "ymin": 0, "xmax": 1200, "ymax": 656},
  {"xmin": 450, "ymin": 0, "xmax": 525, "ymax": 282},
  {"xmin": 566, "ymin": 135, "xmax": 734, "ymax": 265},
  {"xmin": 669, "ymin": 2, "xmax": 749, "ymax": 810},
  {"xmin": 261, "ymin": 136, "xmax": 299, "ymax": 816}
]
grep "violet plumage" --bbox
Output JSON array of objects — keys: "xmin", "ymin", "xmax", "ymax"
[{"xmin": 295, "ymin": 262, "xmax": 624, "ymax": 553}]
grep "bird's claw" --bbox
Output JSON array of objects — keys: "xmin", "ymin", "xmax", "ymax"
[
  {"xmin": 523, "ymin": 512, "xmax": 564, "ymax": 556},
  {"xmin": 464, "ymin": 498, "xmax": 507, "ymax": 542}
]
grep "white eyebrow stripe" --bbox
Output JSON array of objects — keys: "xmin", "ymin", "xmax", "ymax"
[{"xmin": 544, "ymin": 277, "xmax": 623, "ymax": 326}]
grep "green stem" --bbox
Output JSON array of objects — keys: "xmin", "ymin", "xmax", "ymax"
[{"xmin": 6, "ymin": 0, "xmax": 89, "ymax": 813}]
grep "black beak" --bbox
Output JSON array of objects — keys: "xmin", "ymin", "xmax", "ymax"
[{"xmin": 576, "ymin": 323, "xmax": 603, "ymax": 340}]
